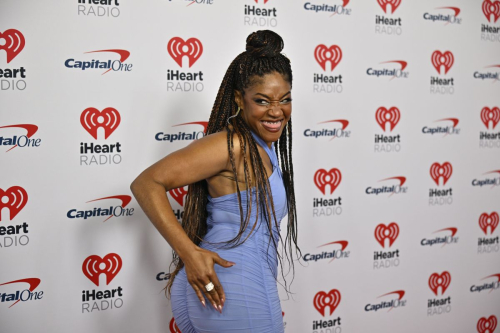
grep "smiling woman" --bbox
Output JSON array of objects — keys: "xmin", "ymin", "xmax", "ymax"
[{"xmin": 130, "ymin": 30, "xmax": 301, "ymax": 333}]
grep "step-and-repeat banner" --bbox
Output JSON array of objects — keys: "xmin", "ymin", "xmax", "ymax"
[{"xmin": 1, "ymin": 0, "xmax": 500, "ymax": 332}]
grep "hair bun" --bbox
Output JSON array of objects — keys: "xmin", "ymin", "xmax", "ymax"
[{"xmin": 246, "ymin": 30, "xmax": 284, "ymax": 58}]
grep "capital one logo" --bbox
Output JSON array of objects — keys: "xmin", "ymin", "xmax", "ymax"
[
  {"xmin": 0, "ymin": 29, "xmax": 25, "ymax": 63},
  {"xmin": 0, "ymin": 278, "xmax": 41, "ymax": 308},
  {"xmin": 169, "ymin": 186, "xmax": 188, "ymax": 206},
  {"xmin": 82, "ymin": 253, "xmax": 122, "ymax": 286},
  {"xmin": 429, "ymin": 271, "xmax": 451, "ymax": 296},
  {"xmin": 377, "ymin": 0, "xmax": 401, "ymax": 14},
  {"xmin": 81, "ymin": 107, "xmax": 121, "ymax": 140},
  {"xmin": 167, "ymin": 37, "xmax": 203, "ymax": 68},
  {"xmin": 376, "ymin": 107, "xmax": 400, "ymax": 132},
  {"xmin": 482, "ymin": 0, "xmax": 500, "ymax": 23},
  {"xmin": 314, "ymin": 45, "xmax": 342, "ymax": 71},
  {"xmin": 0, "ymin": 124, "xmax": 39, "ymax": 153},
  {"xmin": 375, "ymin": 223, "xmax": 399, "ymax": 248},
  {"xmin": 314, "ymin": 169, "xmax": 341, "ymax": 195},
  {"xmin": 477, "ymin": 315, "xmax": 497, "ymax": 333},
  {"xmin": 481, "ymin": 107, "xmax": 500, "ymax": 130},
  {"xmin": 0, "ymin": 186, "xmax": 28, "ymax": 221},
  {"xmin": 313, "ymin": 289, "xmax": 341, "ymax": 316},
  {"xmin": 479, "ymin": 212, "xmax": 499, "ymax": 235},
  {"xmin": 430, "ymin": 162, "xmax": 452, "ymax": 186},
  {"xmin": 431, "ymin": 51, "xmax": 454, "ymax": 75}
]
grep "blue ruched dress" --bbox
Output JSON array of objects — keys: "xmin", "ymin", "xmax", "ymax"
[{"xmin": 171, "ymin": 131, "xmax": 288, "ymax": 333}]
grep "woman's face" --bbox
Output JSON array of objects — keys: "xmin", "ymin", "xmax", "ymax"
[{"xmin": 235, "ymin": 71, "xmax": 292, "ymax": 147}]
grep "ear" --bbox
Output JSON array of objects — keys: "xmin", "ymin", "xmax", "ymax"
[{"xmin": 234, "ymin": 90, "xmax": 244, "ymax": 110}]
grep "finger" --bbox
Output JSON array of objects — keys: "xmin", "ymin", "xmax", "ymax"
[
  {"xmin": 209, "ymin": 272, "xmax": 225, "ymax": 308},
  {"xmin": 197, "ymin": 280, "xmax": 219, "ymax": 313},
  {"xmin": 214, "ymin": 255, "xmax": 236, "ymax": 268},
  {"xmin": 204, "ymin": 278, "xmax": 222, "ymax": 312},
  {"xmin": 190, "ymin": 283, "xmax": 206, "ymax": 308}
]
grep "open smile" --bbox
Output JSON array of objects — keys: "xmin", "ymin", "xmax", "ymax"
[{"xmin": 260, "ymin": 119, "xmax": 283, "ymax": 132}]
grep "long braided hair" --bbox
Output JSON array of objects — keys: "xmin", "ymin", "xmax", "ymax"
[{"xmin": 165, "ymin": 30, "xmax": 302, "ymax": 298}]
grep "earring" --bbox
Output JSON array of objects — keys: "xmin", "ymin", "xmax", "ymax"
[{"xmin": 227, "ymin": 107, "xmax": 241, "ymax": 125}]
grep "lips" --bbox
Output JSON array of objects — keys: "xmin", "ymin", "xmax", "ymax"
[{"xmin": 261, "ymin": 119, "xmax": 283, "ymax": 132}]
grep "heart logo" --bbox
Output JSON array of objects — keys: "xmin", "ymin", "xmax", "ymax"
[
  {"xmin": 481, "ymin": 107, "xmax": 500, "ymax": 130},
  {"xmin": 431, "ymin": 51, "xmax": 454, "ymax": 75},
  {"xmin": 169, "ymin": 186, "xmax": 188, "ymax": 206},
  {"xmin": 429, "ymin": 162, "xmax": 453, "ymax": 186},
  {"xmin": 482, "ymin": 0, "xmax": 500, "ymax": 23},
  {"xmin": 0, "ymin": 186, "xmax": 28, "ymax": 221},
  {"xmin": 80, "ymin": 107, "xmax": 121, "ymax": 140},
  {"xmin": 428, "ymin": 271, "xmax": 451, "ymax": 296},
  {"xmin": 374, "ymin": 223, "xmax": 399, "ymax": 248},
  {"xmin": 375, "ymin": 107, "xmax": 400, "ymax": 132},
  {"xmin": 479, "ymin": 212, "xmax": 499, "ymax": 235},
  {"xmin": 82, "ymin": 253, "xmax": 122, "ymax": 287},
  {"xmin": 377, "ymin": 0, "xmax": 401, "ymax": 14},
  {"xmin": 167, "ymin": 37, "xmax": 203, "ymax": 68},
  {"xmin": 314, "ymin": 169, "xmax": 341, "ymax": 195},
  {"xmin": 314, "ymin": 45, "xmax": 342, "ymax": 71},
  {"xmin": 0, "ymin": 29, "xmax": 25, "ymax": 63},
  {"xmin": 313, "ymin": 289, "xmax": 341, "ymax": 316},
  {"xmin": 477, "ymin": 315, "xmax": 498, "ymax": 333}
]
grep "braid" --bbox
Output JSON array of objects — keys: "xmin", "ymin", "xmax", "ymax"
[{"xmin": 165, "ymin": 30, "xmax": 302, "ymax": 298}]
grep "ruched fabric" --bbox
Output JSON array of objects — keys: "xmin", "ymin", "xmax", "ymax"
[{"xmin": 171, "ymin": 131, "xmax": 287, "ymax": 333}]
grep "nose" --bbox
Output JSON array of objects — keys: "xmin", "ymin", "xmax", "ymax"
[{"xmin": 267, "ymin": 103, "xmax": 283, "ymax": 116}]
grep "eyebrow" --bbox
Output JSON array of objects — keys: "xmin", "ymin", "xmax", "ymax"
[{"xmin": 254, "ymin": 91, "xmax": 291, "ymax": 99}]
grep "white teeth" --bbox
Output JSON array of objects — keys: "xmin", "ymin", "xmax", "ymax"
[{"xmin": 262, "ymin": 120, "xmax": 282, "ymax": 124}]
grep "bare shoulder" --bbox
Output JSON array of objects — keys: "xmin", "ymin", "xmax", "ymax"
[{"xmin": 188, "ymin": 129, "xmax": 246, "ymax": 166}]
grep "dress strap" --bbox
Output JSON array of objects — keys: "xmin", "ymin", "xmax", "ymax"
[{"xmin": 250, "ymin": 131, "xmax": 281, "ymax": 175}]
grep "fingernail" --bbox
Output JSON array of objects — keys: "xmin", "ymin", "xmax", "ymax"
[
  {"xmin": 201, "ymin": 300, "xmax": 206, "ymax": 307},
  {"xmin": 218, "ymin": 305, "xmax": 222, "ymax": 313},
  {"xmin": 213, "ymin": 303, "xmax": 217, "ymax": 310}
]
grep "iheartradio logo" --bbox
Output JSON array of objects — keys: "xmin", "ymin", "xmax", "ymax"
[
  {"xmin": 431, "ymin": 51, "xmax": 454, "ymax": 75},
  {"xmin": 255, "ymin": 0, "xmax": 270, "ymax": 3},
  {"xmin": 314, "ymin": 169, "xmax": 341, "ymax": 195},
  {"xmin": 80, "ymin": 107, "xmax": 121, "ymax": 140},
  {"xmin": 82, "ymin": 253, "xmax": 122, "ymax": 287},
  {"xmin": 430, "ymin": 162, "xmax": 453, "ymax": 186},
  {"xmin": 167, "ymin": 37, "xmax": 203, "ymax": 68},
  {"xmin": 375, "ymin": 107, "xmax": 400, "ymax": 132},
  {"xmin": 374, "ymin": 223, "xmax": 399, "ymax": 248},
  {"xmin": 428, "ymin": 271, "xmax": 451, "ymax": 296},
  {"xmin": 481, "ymin": 107, "xmax": 500, "ymax": 130},
  {"xmin": 313, "ymin": 289, "xmax": 341, "ymax": 316},
  {"xmin": 169, "ymin": 186, "xmax": 188, "ymax": 206},
  {"xmin": 377, "ymin": 0, "xmax": 401, "ymax": 14},
  {"xmin": 482, "ymin": 0, "xmax": 500, "ymax": 23},
  {"xmin": 479, "ymin": 212, "xmax": 499, "ymax": 235},
  {"xmin": 0, "ymin": 29, "xmax": 25, "ymax": 63},
  {"xmin": 477, "ymin": 315, "xmax": 498, "ymax": 333},
  {"xmin": 314, "ymin": 45, "xmax": 342, "ymax": 72},
  {"xmin": 0, "ymin": 186, "xmax": 28, "ymax": 221}
]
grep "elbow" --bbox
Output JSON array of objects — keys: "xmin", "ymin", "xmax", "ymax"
[
  {"xmin": 130, "ymin": 173, "xmax": 147, "ymax": 196},
  {"xmin": 130, "ymin": 172, "xmax": 167, "ymax": 196}
]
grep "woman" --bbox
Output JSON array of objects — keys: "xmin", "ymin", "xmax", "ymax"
[{"xmin": 130, "ymin": 30, "xmax": 301, "ymax": 332}]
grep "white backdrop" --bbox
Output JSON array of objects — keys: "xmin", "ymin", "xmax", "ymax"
[{"xmin": 1, "ymin": 0, "xmax": 500, "ymax": 332}]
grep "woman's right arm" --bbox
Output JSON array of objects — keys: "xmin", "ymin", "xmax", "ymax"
[{"xmin": 129, "ymin": 131, "xmax": 237, "ymax": 313}]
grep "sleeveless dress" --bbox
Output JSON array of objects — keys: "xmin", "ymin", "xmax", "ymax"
[{"xmin": 170, "ymin": 131, "xmax": 288, "ymax": 333}]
